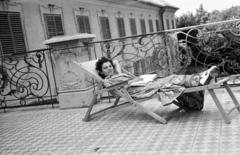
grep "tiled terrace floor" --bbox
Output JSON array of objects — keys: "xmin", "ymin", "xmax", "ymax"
[{"xmin": 0, "ymin": 87, "xmax": 240, "ymax": 155}]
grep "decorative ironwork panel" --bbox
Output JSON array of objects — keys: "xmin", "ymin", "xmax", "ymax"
[
  {"xmin": 0, "ymin": 49, "xmax": 58, "ymax": 111},
  {"xmin": 176, "ymin": 19, "xmax": 240, "ymax": 75},
  {"xmin": 97, "ymin": 33, "xmax": 171, "ymax": 77},
  {"xmin": 92, "ymin": 19, "xmax": 240, "ymax": 77}
]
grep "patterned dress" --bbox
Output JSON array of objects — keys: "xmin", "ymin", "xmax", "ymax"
[{"xmin": 105, "ymin": 73, "xmax": 204, "ymax": 111}]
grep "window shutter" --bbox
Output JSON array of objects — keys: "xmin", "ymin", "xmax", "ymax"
[
  {"xmin": 0, "ymin": 11, "xmax": 26, "ymax": 55},
  {"xmin": 140, "ymin": 19, "xmax": 146, "ymax": 34},
  {"xmin": 77, "ymin": 15, "xmax": 91, "ymax": 33},
  {"xmin": 10, "ymin": 13, "xmax": 26, "ymax": 53},
  {"xmin": 78, "ymin": 16, "xmax": 85, "ymax": 33},
  {"xmin": 44, "ymin": 14, "xmax": 64, "ymax": 38},
  {"xmin": 148, "ymin": 19, "xmax": 154, "ymax": 32},
  {"xmin": 130, "ymin": 18, "xmax": 137, "ymax": 35},
  {"xmin": 100, "ymin": 17, "xmax": 111, "ymax": 39},
  {"xmin": 117, "ymin": 18, "xmax": 126, "ymax": 37},
  {"xmin": 155, "ymin": 19, "xmax": 160, "ymax": 31},
  {"xmin": 84, "ymin": 16, "xmax": 91, "ymax": 33},
  {"xmin": 166, "ymin": 19, "xmax": 170, "ymax": 29},
  {"xmin": 171, "ymin": 20, "xmax": 175, "ymax": 29},
  {"xmin": 54, "ymin": 15, "xmax": 64, "ymax": 36}
]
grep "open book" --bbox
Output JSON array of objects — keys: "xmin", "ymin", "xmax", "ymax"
[{"xmin": 130, "ymin": 74, "xmax": 157, "ymax": 86}]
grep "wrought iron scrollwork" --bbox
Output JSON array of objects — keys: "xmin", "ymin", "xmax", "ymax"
[
  {"xmin": 0, "ymin": 49, "xmax": 56, "ymax": 110},
  {"xmin": 176, "ymin": 20, "xmax": 240, "ymax": 75}
]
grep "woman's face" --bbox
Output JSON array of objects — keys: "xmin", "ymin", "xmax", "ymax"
[{"xmin": 101, "ymin": 61, "xmax": 114, "ymax": 77}]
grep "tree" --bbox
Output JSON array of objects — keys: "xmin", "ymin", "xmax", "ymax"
[
  {"xmin": 176, "ymin": 12, "xmax": 196, "ymax": 28},
  {"xmin": 208, "ymin": 6, "xmax": 240, "ymax": 22},
  {"xmin": 195, "ymin": 4, "xmax": 209, "ymax": 24},
  {"xmin": 176, "ymin": 4, "xmax": 209, "ymax": 28}
]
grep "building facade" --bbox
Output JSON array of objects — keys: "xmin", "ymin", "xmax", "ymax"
[
  {"xmin": 0, "ymin": 0, "xmax": 178, "ymax": 54},
  {"xmin": 0, "ymin": 0, "xmax": 178, "ymax": 109}
]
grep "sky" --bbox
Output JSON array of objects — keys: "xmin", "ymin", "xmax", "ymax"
[{"xmin": 166, "ymin": 0, "xmax": 240, "ymax": 17}]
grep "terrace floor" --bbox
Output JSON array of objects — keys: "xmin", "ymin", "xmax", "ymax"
[{"xmin": 1, "ymin": 87, "xmax": 240, "ymax": 155}]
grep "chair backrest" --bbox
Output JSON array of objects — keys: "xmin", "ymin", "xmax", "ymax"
[{"xmin": 72, "ymin": 59, "xmax": 122, "ymax": 82}]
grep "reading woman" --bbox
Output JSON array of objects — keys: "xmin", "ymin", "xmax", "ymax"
[{"xmin": 96, "ymin": 57, "xmax": 219, "ymax": 111}]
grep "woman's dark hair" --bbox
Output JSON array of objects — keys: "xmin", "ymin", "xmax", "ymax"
[{"xmin": 95, "ymin": 57, "xmax": 115, "ymax": 78}]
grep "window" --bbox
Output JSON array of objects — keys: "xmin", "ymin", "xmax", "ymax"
[
  {"xmin": 77, "ymin": 15, "xmax": 91, "ymax": 33},
  {"xmin": 166, "ymin": 19, "xmax": 170, "ymax": 29},
  {"xmin": 117, "ymin": 17, "xmax": 126, "ymax": 37},
  {"xmin": 44, "ymin": 13, "xmax": 64, "ymax": 39},
  {"xmin": 129, "ymin": 18, "xmax": 137, "ymax": 35},
  {"xmin": 140, "ymin": 19, "xmax": 146, "ymax": 34},
  {"xmin": 148, "ymin": 19, "xmax": 154, "ymax": 32},
  {"xmin": 155, "ymin": 19, "xmax": 160, "ymax": 31},
  {"xmin": 171, "ymin": 20, "xmax": 175, "ymax": 29},
  {"xmin": 99, "ymin": 16, "xmax": 111, "ymax": 39},
  {"xmin": 0, "ymin": 11, "xmax": 26, "ymax": 55}
]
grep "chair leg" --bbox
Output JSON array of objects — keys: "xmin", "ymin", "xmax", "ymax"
[
  {"xmin": 113, "ymin": 96, "xmax": 120, "ymax": 106},
  {"xmin": 121, "ymin": 89, "xmax": 167, "ymax": 124},
  {"xmin": 208, "ymin": 89, "xmax": 231, "ymax": 124},
  {"xmin": 223, "ymin": 83, "xmax": 240, "ymax": 112},
  {"xmin": 135, "ymin": 102, "xmax": 167, "ymax": 124},
  {"xmin": 83, "ymin": 94, "xmax": 98, "ymax": 122}
]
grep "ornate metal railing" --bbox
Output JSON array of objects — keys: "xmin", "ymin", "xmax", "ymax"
[
  {"xmin": 89, "ymin": 19, "xmax": 240, "ymax": 78},
  {"xmin": 0, "ymin": 48, "xmax": 58, "ymax": 112},
  {"xmin": 1, "ymin": 19, "xmax": 239, "ymax": 112}
]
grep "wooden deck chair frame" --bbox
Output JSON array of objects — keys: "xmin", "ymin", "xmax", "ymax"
[{"xmin": 73, "ymin": 59, "xmax": 240, "ymax": 124}]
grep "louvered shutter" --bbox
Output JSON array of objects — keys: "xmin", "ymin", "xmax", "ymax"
[
  {"xmin": 84, "ymin": 16, "xmax": 91, "ymax": 33},
  {"xmin": 140, "ymin": 19, "xmax": 146, "ymax": 34},
  {"xmin": 155, "ymin": 20, "xmax": 160, "ymax": 31},
  {"xmin": 44, "ymin": 14, "xmax": 64, "ymax": 38},
  {"xmin": 77, "ymin": 15, "xmax": 91, "ymax": 33},
  {"xmin": 100, "ymin": 17, "xmax": 111, "ymax": 39},
  {"xmin": 148, "ymin": 19, "xmax": 154, "ymax": 32},
  {"xmin": 0, "ymin": 11, "xmax": 26, "ymax": 55},
  {"xmin": 117, "ymin": 18, "xmax": 126, "ymax": 37},
  {"xmin": 130, "ymin": 18, "xmax": 137, "ymax": 35},
  {"xmin": 171, "ymin": 20, "xmax": 175, "ymax": 29},
  {"xmin": 166, "ymin": 19, "xmax": 170, "ymax": 29},
  {"xmin": 54, "ymin": 15, "xmax": 64, "ymax": 36},
  {"xmin": 78, "ymin": 16, "xmax": 85, "ymax": 33}
]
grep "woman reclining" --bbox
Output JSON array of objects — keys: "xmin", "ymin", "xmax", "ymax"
[{"xmin": 96, "ymin": 57, "xmax": 219, "ymax": 111}]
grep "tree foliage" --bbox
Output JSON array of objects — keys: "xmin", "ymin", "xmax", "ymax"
[
  {"xmin": 176, "ymin": 12, "xmax": 196, "ymax": 27},
  {"xmin": 176, "ymin": 5, "xmax": 240, "ymax": 28}
]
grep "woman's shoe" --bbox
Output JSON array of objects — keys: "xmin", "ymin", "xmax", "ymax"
[{"xmin": 200, "ymin": 66, "xmax": 219, "ymax": 85}]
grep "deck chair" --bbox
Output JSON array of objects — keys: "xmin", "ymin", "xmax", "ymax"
[{"xmin": 73, "ymin": 59, "xmax": 240, "ymax": 124}]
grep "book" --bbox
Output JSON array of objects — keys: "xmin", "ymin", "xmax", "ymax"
[{"xmin": 130, "ymin": 74, "xmax": 157, "ymax": 86}]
